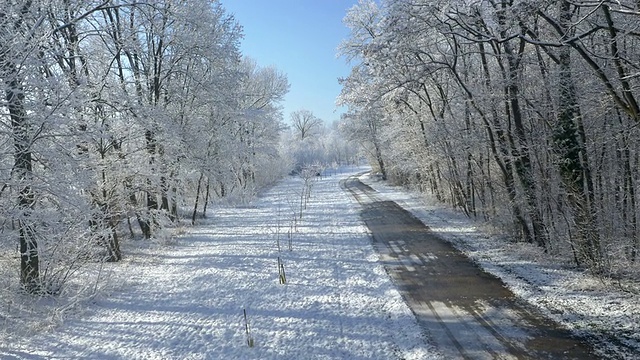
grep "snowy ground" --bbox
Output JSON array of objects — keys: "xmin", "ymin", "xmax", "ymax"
[
  {"xmin": 359, "ymin": 173, "xmax": 640, "ymax": 359},
  {"xmin": 2, "ymin": 166, "xmax": 638, "ymax": 359},
  {"xmin": 0, "ymin": 166, "xmax": 439, "ymax": 360}
]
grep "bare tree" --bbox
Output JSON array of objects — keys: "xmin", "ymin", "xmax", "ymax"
[{"xmin": 290, "ymin": 109, "xmax": 322, "ymax": 141}]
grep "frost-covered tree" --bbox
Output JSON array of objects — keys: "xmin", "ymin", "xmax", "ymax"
[
  {"xmin": 339, "ymin": 0, "xmax": 640, "ymax": 274},
  {"xmin": 0, "ymin": 0, "xmax": 291, "ymax": 296},
  {"xmin": 290, "ymin": 109, "xmax": 322, "ymax": 141},
  {"xmin": 0, "ymin": 0, "xmax": 121, "ymax": 293},
  {"xmin": 193, "ymin": 57, "xmax": 289, "ymax": 210}
]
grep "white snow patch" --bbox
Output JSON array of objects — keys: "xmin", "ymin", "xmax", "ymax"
[{"xmin": 0, "ymin": 167, "xmax": 440, "ymax": 360}]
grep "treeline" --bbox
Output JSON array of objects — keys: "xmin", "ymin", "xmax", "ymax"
[
  {"xmin": 339, "ymin": 0, "xmax": 640, "ymax": 276},
  {"xmin": 0, "ymin": 0, "xmax": 291, "ymax": 294}
]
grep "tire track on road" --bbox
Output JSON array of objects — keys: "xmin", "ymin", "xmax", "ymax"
[{"xmin": 342, "ymin": 174, "xmax": 598, "ymax": 360}]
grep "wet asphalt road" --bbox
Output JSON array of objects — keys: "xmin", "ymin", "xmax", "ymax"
[{"xmin": 342, "ymin": 175, "xmax": 599, "ymax": 360}]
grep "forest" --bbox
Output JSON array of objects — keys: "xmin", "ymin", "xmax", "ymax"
[
  {"xmin": 0, "ymin": 0, "xmax": 354, "ymax": 297},
  {"xmin": 338, "ymin": 0, "xmax": 640, "ymax": 280},
  {"xmin": 3, "ymin": 0, "xmax": 639, "ymax": 306}
]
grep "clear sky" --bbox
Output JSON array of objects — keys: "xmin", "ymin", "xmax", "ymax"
[{"xmin": 221, "ymin": 1, "xmax": 358, "ymax": 125}]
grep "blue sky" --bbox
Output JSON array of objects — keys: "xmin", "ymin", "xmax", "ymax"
[{"xmin": 222, "ymin": 1, "xmax": 358, "ymax": 125}]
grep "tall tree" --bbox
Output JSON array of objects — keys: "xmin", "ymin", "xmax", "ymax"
[
  {"xmin": 0, "ymin": 1, "xmax": 41, "ymax": 292},
  {"xmin": 290, "ymin": 109, "xmax": 322, "ymax": 141}
]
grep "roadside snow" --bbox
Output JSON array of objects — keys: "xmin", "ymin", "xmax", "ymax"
[
  {"xmin": 360, "ymin": 173, "xmax": 640, "ymax": 359},
  {"xmin": 0, "ymin": 167, "xmax": 439, "ymax": 360}
]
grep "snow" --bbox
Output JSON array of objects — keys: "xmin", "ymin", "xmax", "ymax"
[
  {"xmin": 0, "ymin": 166, "xmax": 439, "ymax": 360},
  {"xmin": 359, "ymin": 173, "xmax": 640, "ymax": 359},
  {"xmin": 2, "ymin": 166, "xmax": 638, "ymax": 359}
]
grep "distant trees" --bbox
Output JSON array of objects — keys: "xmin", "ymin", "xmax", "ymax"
[
  {"xmin": 286, "ymin": 110, "xmax": 325, "ymax": 171},
  {"xmin": 339, "ymin": 0, "xmax": 640, "ymax": 274},
  {"xmin": 339, "ymin": 104, "xmax": 387, "ymax": 180},
  {"xmin": 284, "ymin": 109, "xmax": 358, "ymax": 172},
  {"xmin": 290, "ymin": 109, "xmax": 323, "ymax": 141},
  {"xmin": 0, "ymin": 0, "xmax": 290, "ymax": 294}
]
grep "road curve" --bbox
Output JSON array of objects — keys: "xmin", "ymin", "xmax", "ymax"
[{"xmin": 342, "ymin": 174, "xmax": 599, "ymax": 360}]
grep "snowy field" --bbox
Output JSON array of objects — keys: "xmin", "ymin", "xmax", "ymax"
[
  {"xmin": 0, "ymin": 167, "xmax": 438, "ymax": 360},
  {"xmin": 2, "ymin": 166, "xmax": 638, "ymax": 359},
  {"xmin": 360, "ymin": 174, "xmax": 640, "ymax": 359}
]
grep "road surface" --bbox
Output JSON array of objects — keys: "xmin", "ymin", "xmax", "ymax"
[{"xmin": 342, "ymin": 174, "xmax": 598, "ymax": 360}]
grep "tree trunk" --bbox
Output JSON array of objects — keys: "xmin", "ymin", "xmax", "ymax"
[
  {"xmin": 203, "ymin": 178, "xmax": 211, "ymax": 218},
  {"xmin": 7, "ymin": 73, "xmax": 41, "ymax": 293},
  {"xmin": 503, "ymin": 37, "xmax": 548, "ymax": 249},
  {"xmin": 192, "ymin": 172, "xmax": 204, "ymax": 225},
  {"xmin": 475, "ymin": 41, "xmax": 533, "ymax": 243},
  {"xmin": 554, "ymin": 1, "xmax": 603, "ymax": 270},
  {"xmin": 373, "ymin": 137, "xmax": 387, "ymax": 180}
]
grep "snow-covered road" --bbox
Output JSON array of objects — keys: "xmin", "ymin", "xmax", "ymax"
[{"xmin": 0, "ymin": 167, "xmax": 439, "ymax": 359}]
